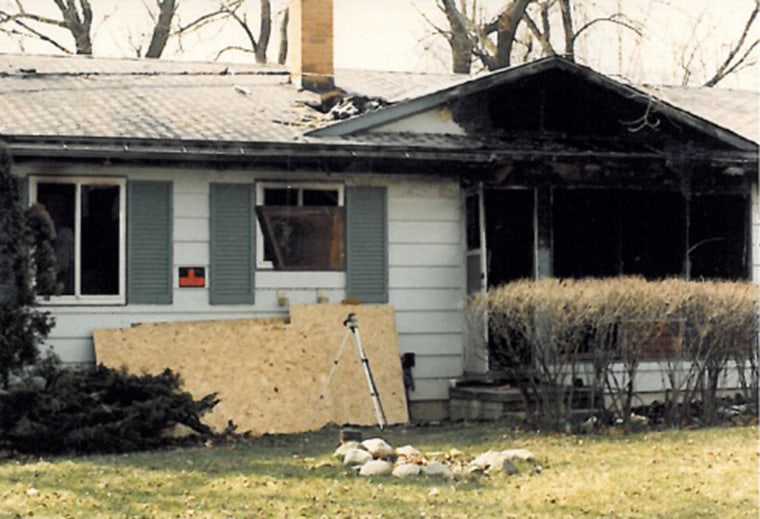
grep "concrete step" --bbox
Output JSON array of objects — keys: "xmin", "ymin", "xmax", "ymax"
[{"xmin": 449, "ymin": 382, "xmax": 603, "ymax": 422}]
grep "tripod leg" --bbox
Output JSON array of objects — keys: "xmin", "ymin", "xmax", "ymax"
[
  {"xmin": 307, "ymin": 328, "xmax": 352, "ymax": 430},
  {"xmin": 350, "ymin": 326, "xmax": 388, "ymax": 429}
]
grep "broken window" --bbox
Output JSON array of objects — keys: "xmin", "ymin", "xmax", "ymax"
[
  {"xmin": 32, "ymin": 177, "xmax": 125, "ymax": 302},
  {"xmin": 255, "ymin": 184, "xmax": 345, "ymax": 270},
  {"xmin": 553, "ymin": 189, "xmax": 684, "ymax": 279}
]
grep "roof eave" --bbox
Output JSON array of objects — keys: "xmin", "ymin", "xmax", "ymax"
[{"xmin": 3, "ymin": 135, "xmax": 756, "ymax": 166}]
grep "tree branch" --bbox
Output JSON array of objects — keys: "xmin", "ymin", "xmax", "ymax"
[
  {"xmin": 145, "ymin": 0, "xmax": 177, "ymax": 58},
  {"xmin": 228, "ymin": 9, "xmax": 259, "ymax": 52},
  {"xmin": 0, "ymin": 21, "xmax": 72, "ymax": 54},
  {"xmin": 418, "ymin": 5, "xmax": 451, "ymax": 42},
  {"xmin": 708, "ymin": 38, "xmax": 759, "ymax": 86},
  {"xmin": 80, "ymin": 0, "xmax": 93, "ymax": 28},
  {"xmin": 0, "ymin": 10, "xmax": 68, "ymax": 29},
  {"xmin": 172, "ymin": 0, "xmax": 244, "ymax": 37},
  {"xmin": 539, "ymin": 0, "xmax": 552, "ymax": 43},
  {"xmin": 494, "ymin": 0, "xmax": 533, "ymax": 69},
  {"xmin": 215, "ymin": 44, "xmax": 255, "ymax": 61},
  {"xmin": 523, "ymin": 12, "xmax": 555, "ymax": 56},
  {"xmin": 256, "ymin": 0, "xmax": 271, "ymax": 63},
  {"xmin": 703, "ymin": 0, "xmax": 760, "ymax": 87},
  {"xmin": 277, "ymin": 6, "xmax": 288, "ymax": 65},
  {"xmin": 573, "ymin": 13, "xmax": 642, "ymax": 42},
  {"xmin": 558, "ymin": 0, "xmax": 574, "ymax": 60}
]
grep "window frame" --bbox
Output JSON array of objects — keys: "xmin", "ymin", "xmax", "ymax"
[
  {"xmin": 30, "ymin": 175, "xmax": 127, "ymax": 305},
  {"xmin": 255, "ymin": 182, "xmax": 345, "ymax": 270}
]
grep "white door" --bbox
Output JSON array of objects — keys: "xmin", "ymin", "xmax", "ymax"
[{"xmin": 464, "ymin": 183, "xmax": 489, "ymax": 374}]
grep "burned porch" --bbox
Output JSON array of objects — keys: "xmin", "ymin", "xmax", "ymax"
[
  {"xmin": 456, "ymin": 61, "xmax": 756, "ymax": 288},
  {"xmin": 312, "ymin": 57, "xmax": 757, "ymax": 290}
]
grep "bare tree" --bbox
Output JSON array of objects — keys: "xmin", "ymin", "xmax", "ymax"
[
  {"xmin": 526, "ymin": 2, "xmax": 641, "ymax": 62},
  {"xmin": 428, "ymin": 0, "xmax": 533, "ymax": 73},
  {"xmin": 0, "ymin": 0, "xmax": 284, "ymax": 63},
  {"xmin": 213, "ymin": 0, "xmax": 286, "ymax": 64},
  {"xmin": 140, "ymin": 0, "xmax": 248, "ymax": 59},
  {"xmin": 0, "ymin": 0, "xmax": 94, "ymax": 55},
  {"xmin": 429, "ymin": 0, "xmax": 642, "ymax": 73}
]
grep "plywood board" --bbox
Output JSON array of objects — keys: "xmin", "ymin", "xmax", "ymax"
[{"xmin": 93, "ymin": 305, "xmax": 408, "ymax": 435}]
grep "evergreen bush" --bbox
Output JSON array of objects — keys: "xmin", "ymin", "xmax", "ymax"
[
  {"xmin": 0, "ymin": 143, "xmax": 56, "ymax": 388},
  {"xmin": 0, "ymin": 358, "xmax": 219, "ymax": 455}
]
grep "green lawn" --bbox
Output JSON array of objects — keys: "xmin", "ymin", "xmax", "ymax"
[{"xmin": 0, "ymin": 423, "xmax": 757, "ymax": 518}]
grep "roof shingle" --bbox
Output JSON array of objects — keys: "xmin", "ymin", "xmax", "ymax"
[{"xmin": 1, "ymin": 53, "xmax": 757, "ymax": 148}]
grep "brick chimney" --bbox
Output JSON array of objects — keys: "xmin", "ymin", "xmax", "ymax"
[{"xmin": 288, "ymin": 0, "xmax": 335, "ymax": 92}]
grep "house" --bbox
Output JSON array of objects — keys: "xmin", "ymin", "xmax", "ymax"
[{"xmin": 1, "ymin": 0, "xmax": 757, "ymax": 422}]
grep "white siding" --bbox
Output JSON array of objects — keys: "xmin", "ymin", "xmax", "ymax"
[
  {"xmin": 18, "ymin": 163, "xmax": 467, "ymax": 403},
  {"xmin": 387, "ymin": 178, "xmax": 466, "ymax": 402},
  {"xmin": 571, "ymin": 360, "xmax": 753, "ymax": 396},
  {"xmin": 368, "ymin": 107, "xmax": 466, "ymax": 135}
]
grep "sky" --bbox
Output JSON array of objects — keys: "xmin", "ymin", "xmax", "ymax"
[{"xmin": 0, "ymin": 0, "xmax": 758, "ymax": 90}]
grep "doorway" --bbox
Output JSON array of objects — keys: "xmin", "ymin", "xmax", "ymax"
[{"xmin": 484, "ymin": 189, "xmax": 535, "ymax": 287}]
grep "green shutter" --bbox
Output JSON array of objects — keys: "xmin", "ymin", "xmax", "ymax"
[
  {"xmin": 127, "ymin": 181, "xmax": 172, "ymax": 304},
  {"xmin": 210, "ymin": 183, "xmax": 254, "ymax": 304},
  {"xmin": 346, "ymin": 186, "xmax": 388, "ymax": 303}
]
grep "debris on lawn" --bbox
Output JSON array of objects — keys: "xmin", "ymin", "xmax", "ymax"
[
  {"xmin": 343, "ymin": 448, "xmax": 373, "ymax": 466},
  {"xmin": 358, "ymin": 459, "xmax": 394, "ymax": 477},
  {"xmin": 361, "ymin": 438, "xmax": 394, "ymax": 459},
  {"xmin": 330, "ymin": 436, "xmax": 540, "ymax": 479}
]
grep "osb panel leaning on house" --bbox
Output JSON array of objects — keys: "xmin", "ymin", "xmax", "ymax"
[{"xmin": 94, "ymin": 304, "xmax": 408, "ymax": 435}]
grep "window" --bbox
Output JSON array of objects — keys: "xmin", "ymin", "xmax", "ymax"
[
  {"xmin": 255, "ymin": 183, "xmax": 344, "ymax": 270},
  {"xmin": 553, "ymin": 189, "xmax": 684, "ymax": 279},
  {"xmin": 31, "ymin": 177, "xmax": 126, "ymax": 304}
]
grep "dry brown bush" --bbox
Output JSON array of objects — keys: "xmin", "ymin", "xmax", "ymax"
[{"xmin": 468, "ymin": 277, "xmax": 759, "ymax": 430}]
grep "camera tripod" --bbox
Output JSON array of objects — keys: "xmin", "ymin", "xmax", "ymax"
[{"xmin": 311, "ymin": 313, "xmax": 388, "ymax": 430}]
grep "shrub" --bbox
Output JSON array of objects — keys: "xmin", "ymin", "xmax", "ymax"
[
  {"xmin": 468, "ymin": 277, "xmax": 759, "ymax": 430},
  {"xmin": 0, "ymin": 358, "xmax": 219, "ymax": 455},
  {"xmin": 0, "ymin": 144, "xmax": 56, "ymax": 387}
]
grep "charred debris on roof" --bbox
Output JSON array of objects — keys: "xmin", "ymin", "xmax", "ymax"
[{"xmin": 304, "ymin": 88, "xmax": 390, "ymax": 120}]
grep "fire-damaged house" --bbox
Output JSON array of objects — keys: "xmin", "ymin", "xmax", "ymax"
[{"xmin": 0, "ymin": 3, "xmax": 757, "ymax": 424}]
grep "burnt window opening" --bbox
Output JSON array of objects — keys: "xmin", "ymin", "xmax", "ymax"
[
  {"xmin": 689, "ymin": 194, "xmax": 748, "ymax": 280},
  {"xmin": 553, "ymin": 189, "xmax": 685, "ymax": 279},
  {"xmin": 256, "ymin": 184, "xmax": 345, "ymax": 271}
]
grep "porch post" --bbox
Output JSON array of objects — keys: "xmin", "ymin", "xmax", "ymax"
[
  {"xmin": 534, "ymin": 185, "xmax": 553, "ymax": 279},
  {"xmin": 680, "ymin": 165, "xmax": 692, "ymax": 280}
]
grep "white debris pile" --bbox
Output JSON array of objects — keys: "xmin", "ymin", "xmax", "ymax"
[{"xmin": 332, "ymin": 437, "xmax": 541, "ymax": 479}]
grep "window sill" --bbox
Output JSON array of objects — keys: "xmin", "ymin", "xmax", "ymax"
[{"xmin": 38, "ymin": 295, "xmax": 126, "ymax": 306}]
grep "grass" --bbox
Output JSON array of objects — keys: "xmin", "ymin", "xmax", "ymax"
[{"xmin": 0, "ymin": 422, "xmax": 757, "ymax": 518}]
